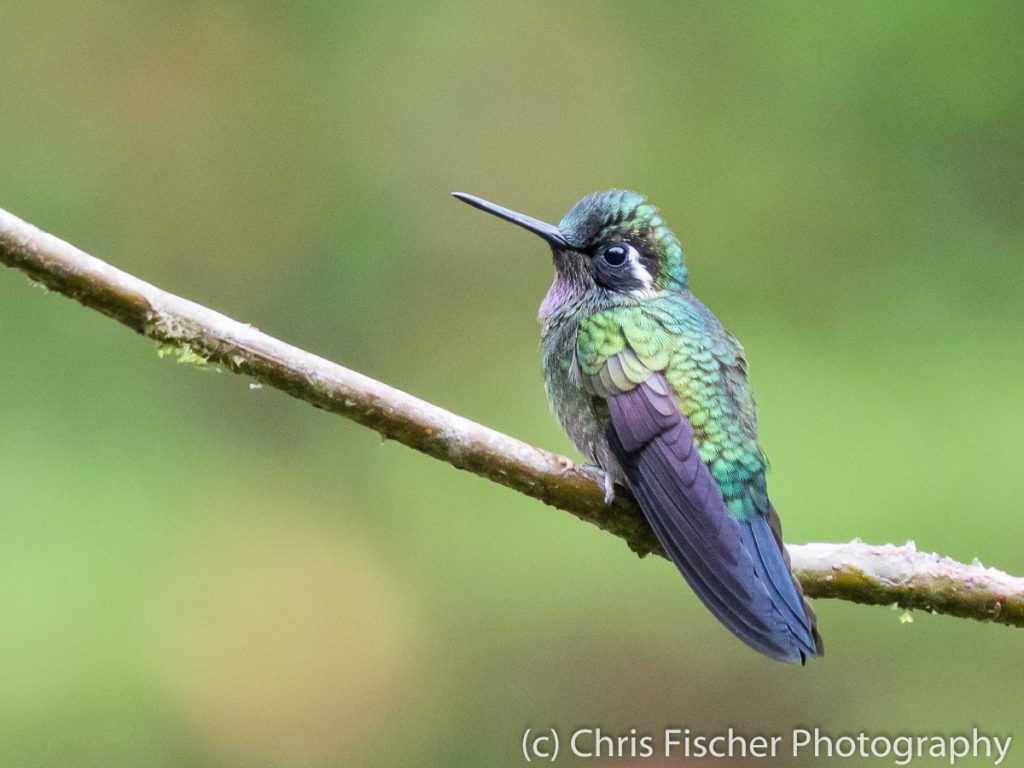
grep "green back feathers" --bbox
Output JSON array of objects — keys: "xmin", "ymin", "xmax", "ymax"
[{"xmin": 577, "ymin": 297, "xmax": 768, "ymax": 520}]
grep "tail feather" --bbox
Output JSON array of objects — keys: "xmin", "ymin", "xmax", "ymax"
[{"xmin": 738, "ymin": 515, "xmax": 821, "ymax": 660}]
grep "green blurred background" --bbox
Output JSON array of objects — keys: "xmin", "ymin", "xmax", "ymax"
[{"xmin": 1, "ymin": 2, "xmax": 1022, "ymax": 766}]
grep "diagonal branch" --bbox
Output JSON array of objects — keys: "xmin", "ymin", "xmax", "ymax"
[{"xmin": 2, "ymin": 205, "xmax": 1022, "ymax": 629}]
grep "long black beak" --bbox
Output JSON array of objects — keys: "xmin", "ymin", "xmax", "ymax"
[{"xmin": 452, "ymin": 192, "xmax": 569, "ymax": 248}]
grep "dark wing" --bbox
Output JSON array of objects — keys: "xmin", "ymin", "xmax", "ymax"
[{"xmin": 606, "ymin": 373, "xmax": 820, "ymax": 664}]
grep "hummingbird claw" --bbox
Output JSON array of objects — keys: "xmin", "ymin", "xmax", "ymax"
[
  {"xmin": 603, "ymin": 471, "xmax": 616, "ymax": 505},
  {"xmin": 580, "ymin": 463, "xmax": 616, "ymax": 504}
]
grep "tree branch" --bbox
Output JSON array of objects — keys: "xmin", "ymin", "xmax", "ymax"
[{"xmin": 2, "ymin": 205, "xmax": 1022, "ymax": 629}]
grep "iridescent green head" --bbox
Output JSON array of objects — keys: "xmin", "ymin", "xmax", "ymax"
[{"xmin": 452, "ymin": 189, "xmax": 688, "ymax": 293}]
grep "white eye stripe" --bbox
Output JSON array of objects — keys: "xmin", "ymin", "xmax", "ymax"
[{"xmin": 624, "ymin": 245, "xmax": 654, "ymax": 289}]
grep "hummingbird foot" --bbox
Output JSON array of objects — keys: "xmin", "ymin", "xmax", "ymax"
[{"xmin": 580, "ymin": 463, "xmax": 616, "ymax": 504}]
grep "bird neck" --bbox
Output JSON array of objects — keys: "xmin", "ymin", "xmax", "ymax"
[{"xmin": 539, "ymin": 274, "xmax": 671, "ymax": 330}]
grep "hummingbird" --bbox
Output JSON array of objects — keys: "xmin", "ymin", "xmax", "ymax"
[{"xmin": 452, "ymin": 189, "xmax": 822, "ymax": 664}]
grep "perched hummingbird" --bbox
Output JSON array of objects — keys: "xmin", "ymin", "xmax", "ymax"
[{"xmin": 453, "ymin": 190, "xmax": 822, "ymax": 664}]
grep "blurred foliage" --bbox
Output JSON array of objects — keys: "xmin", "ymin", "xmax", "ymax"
[{"xmin": 1, "ymin": 2, "xmax": 1022, "ymax": 766}]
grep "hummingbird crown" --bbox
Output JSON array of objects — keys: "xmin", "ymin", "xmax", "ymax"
[{"xmin": 558, "ymin": 189, "xmax": 688, "ymax": 292}]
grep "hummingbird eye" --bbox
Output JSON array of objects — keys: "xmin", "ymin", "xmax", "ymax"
[{"xmin": 601, "ymin": 244, "xmax": 629, "ymax": 266}]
